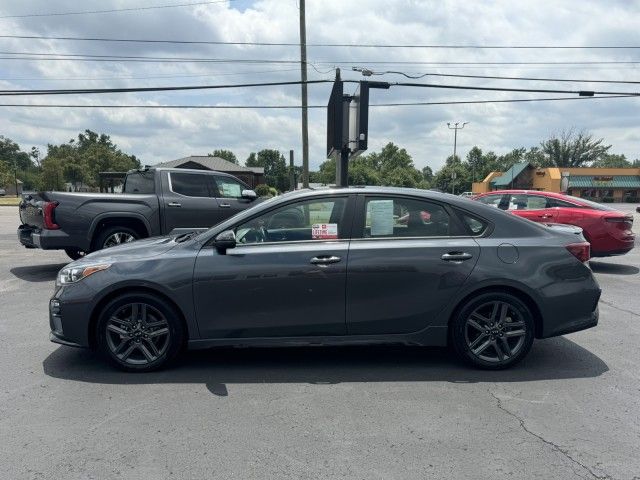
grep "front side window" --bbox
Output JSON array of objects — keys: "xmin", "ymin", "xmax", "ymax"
[
  {"xmin": 215, "ymin": 176, "xmax": 243, "ymax": 198},
  {"xmin": 234, "ymin": 197, "xmax": 348, "ymax": 244},
  {"xmin": 170, "ymin": 173, "xmax": 212, "ymax": 197},
  {"xmin": 363, "ymin": 197, "xmax": 451, "ymax": 238}
]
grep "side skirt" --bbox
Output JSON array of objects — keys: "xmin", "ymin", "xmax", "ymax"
[{"xmin": 187, "ymin": 326, "xmax": 448, "ymax": 350}]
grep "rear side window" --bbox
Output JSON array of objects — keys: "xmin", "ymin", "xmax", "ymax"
[
  {"xmin": 507, "ymin": 194, "xmax": 549, "ymax": 210},
  {"xmin": 363, "ymin": 197, "xmax": 451, "ymax": 238},
  {"xmin": 123, "ymin": 172, "xmax": 155, "ymax": 194},
  {"xmin": 477, "ymin": 194, "xmax": 505, "ymax": 209},
  {"xmin": 549, "ymin": 198, "xmax": 581, "ymax": 208},
  {"xmin": 170, "ymin": 173, "xmax": 212, "ymax": 197},
  {"xmin": 455, "ymin": 210, "xmax": 489, "ymax": 236}
]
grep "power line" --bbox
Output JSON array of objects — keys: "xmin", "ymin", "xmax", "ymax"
[
  {"xmin": 0, "ymin": 95, "xmax": 635, "ymax": 109},
  {"xmin": 1, "ymin": 34, "xmax": 639, "ymax": 49},
  {"xmin": 0, "ymin": 79, "xmax": 332, "ymax": 96},
  {"xmin": 0, "ymin": 1, "xmax": 236, "ymax": 19},
  {"xmin": 0, "ymin": 67, "xmax": 302, "ymax": 82},
  {"xmin": 1, "ymin": 51, "xmax": 640, "ymax": 66},
  {"xmin": 354, "ymin": 68, "xmax": 640, "ymax": 85},
  {"xmin": 0, "ymin": 80, "xmax": 637, "ymax": 97}
]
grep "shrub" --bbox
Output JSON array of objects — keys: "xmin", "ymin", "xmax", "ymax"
[
  {"xmin": 601, "ymin": 197, "xmax": 614, "ymax": 203},
  {"xmin": 254, "ymin": 184, "xmax": 271, "ymax": 197}
]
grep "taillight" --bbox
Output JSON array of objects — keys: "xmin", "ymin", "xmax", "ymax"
[
  {"xmin": 566, "ymin": 242, "xmax": 590, "ymax": 263},
  {"xmin": 42, "ymin": 201, "xmax": 60, "ymax": 230},
  {"xmin": 606, "ymin": 216, "xmax": 633, "ymax": 227}
]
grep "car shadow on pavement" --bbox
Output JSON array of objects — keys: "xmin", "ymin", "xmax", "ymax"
[
  {"xmin": 10, "ymin": 263, "xmax": 66, "ymax": 282},
  {"xmin": 590, "ymin": 261, "xmax": 639, "ymax": 276},
  {"xmin": 43, "ymin": 336, "xmax": 608, "ymax": 396}
]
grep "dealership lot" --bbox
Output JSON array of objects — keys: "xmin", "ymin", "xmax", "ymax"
[{"xmin": 1, "ymin": 205, "xmax": 639, "ymax": 479}]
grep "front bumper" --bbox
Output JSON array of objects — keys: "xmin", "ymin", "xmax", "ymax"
[
  {"xmin": 48, "ymin": 285, "xmax": 95, "ymax": 348},
  {"xmin": 49, "ymin": 331, "xmax": 83, "ymax": 348}
]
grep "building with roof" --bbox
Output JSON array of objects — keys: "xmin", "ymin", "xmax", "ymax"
[
  {"xmin": 156, "ymin": 156, "xmax": 265, "ymax": 188},
  {"xmin": 472, "ymin": 163, "xmax": 640, "ymax": 202}
]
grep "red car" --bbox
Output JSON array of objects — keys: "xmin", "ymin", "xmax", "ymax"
[{"xmin": 474, "ymin": 190, "xmax": 635, "ymax": 257}]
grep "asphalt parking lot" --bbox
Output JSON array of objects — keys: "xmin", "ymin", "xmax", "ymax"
[{"xmin": 1, "ymin": 205, "xmax": 639, "ymax": 480}]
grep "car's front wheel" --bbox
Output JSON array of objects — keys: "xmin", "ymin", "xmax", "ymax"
[
  {"xmin": 96, "ymin": 293, "xmax": 185, "ymax": 372},
  {"xmin": 450, "ymin": 292, "xmax": 535, "ymax": 369}
]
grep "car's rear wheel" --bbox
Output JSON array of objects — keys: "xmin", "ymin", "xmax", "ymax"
[
  {"xmin": 451, "ymin": 292, "xmax": 535, "ymax": 369},
  {"xmin": 96, "ymin": 293, "xmax": 185, "ymax": 372}
]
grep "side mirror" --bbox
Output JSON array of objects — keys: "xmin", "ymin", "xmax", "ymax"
[
  {"xmin": 214, "ymin": 230, "xmax": 236, "ymax": 253},
  {"xmin": 241, "ymin": 189, "xmax": 258, "ymax": 200}
]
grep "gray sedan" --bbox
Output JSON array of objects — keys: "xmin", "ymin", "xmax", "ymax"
[{"xmin": 49, "ymin": 187, "xmax": 600, "ymax": 371}]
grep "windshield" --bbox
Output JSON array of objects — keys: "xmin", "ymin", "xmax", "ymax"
[
  {"xmin": 566, "ymin": 195, "xmax": 619, "ymax": 211},
  {"xmin": 123, "ymin": 171, "xmax": 155, "ymax": 194}
]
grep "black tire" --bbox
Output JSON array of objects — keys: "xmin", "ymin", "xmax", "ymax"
[
  {"xmin": 93, "ymin": 225, "xmax": 140, "ymax": 251},
  {"xmin": 96, "ymin": 293, "xmax": 185, "ymax": 372},
  {"xmin": 65, "ymin": 248, "xmax": 85, "ymax": 261},
  {"xmin": 450, "ymin": 292, "xmax": 535, "ymax": 370}
]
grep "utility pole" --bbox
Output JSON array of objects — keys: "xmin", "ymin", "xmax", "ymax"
[
  {"xmin": 447, "ymin": 122, "xmax": 468, "ymax": 195},
  {"xmin": 289, "ymin": 149, "xmax": 296, "ymax": 191},
  {"xmin": 13, "ymin": 158, "xmax": 18, "ymax": 198},
  {"xmin": 298, "ymin": 0, "xmax": 309, "ymax": 188}
]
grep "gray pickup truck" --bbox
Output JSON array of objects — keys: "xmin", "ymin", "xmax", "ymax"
[{"xmin": 18, "ymin": 167, "xmax": 258, "ymax": 260}]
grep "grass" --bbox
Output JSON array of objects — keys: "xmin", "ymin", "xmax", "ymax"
[{"xmin": 0, "ymin": 197, "xmax": 21, "ymax": 206}]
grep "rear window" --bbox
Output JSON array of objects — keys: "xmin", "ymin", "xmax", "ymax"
[
  {"xmin": 170, "ymin": 173, "xmax": 212, "ymax": 197},
  {"xmin": 455, "ymin": 210, "xmax": 489, "ymax": 236},
  {"xmin": 566, "ymin": 195, "xmax": 618, "ymax": 211},
  {"xmin": 123, "ymin": 172, "xmax": 155, "ymax": 194}
]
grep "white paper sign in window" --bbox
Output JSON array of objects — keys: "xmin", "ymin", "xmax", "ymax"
[
  {"xmin": 312, "ymin": 223, "xmax": 338, "ymax": 239},
  {"xmin": 369, "ymin": 200, "xmax": 394, "ymax": 236}
]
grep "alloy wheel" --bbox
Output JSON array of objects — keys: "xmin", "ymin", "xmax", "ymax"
[
  {"xmin": 464, "ymin": 300, "xmax": 527, "ymax": 364},
  {"xmin": 105, "ymin": 303, "xmax": 171, "ymax": 366},
  {"xmin": 103, "ymin": 232, "xmax": 136, "ymax": 248}
]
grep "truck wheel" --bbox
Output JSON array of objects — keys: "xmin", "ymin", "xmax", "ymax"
[
  {"xmin": 64, "ymin": 248, "xmax": 86, "ymax": 261},
  {"xmin": 94, "ymin": 225, "xmax": 139, "ymax": 250}
]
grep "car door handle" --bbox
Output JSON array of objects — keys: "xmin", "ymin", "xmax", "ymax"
[
  {"xmin": 167, "ymin": 202, "xmax": 182, "ymax": 207},
  {"xmin": 310, "ymin": 255, "xmax": 341, "ymax": 265},
  {"xmin": 219, "ymin": 203, "xmax": 231, "ymax": 208},
  {"xmin": 538, "ymin": 213, "xmax": 553, "ymax": 219},
  {"xmin": 441, "ymin": 252, "xmax": 473, "ymax": 262}
]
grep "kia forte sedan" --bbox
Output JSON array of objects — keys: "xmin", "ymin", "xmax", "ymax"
[{"xmin": 49, "ymin": 187, "xmax": 600, "ymax": 371}]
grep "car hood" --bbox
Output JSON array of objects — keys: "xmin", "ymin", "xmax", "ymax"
[{"xmin": 76, "ymin": 235, "xmax": 179, "ymax": 265}]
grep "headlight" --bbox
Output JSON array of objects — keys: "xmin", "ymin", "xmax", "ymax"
[{"xmin": 57, "ymin": 264, "xmax": 111, "ymax": 286}]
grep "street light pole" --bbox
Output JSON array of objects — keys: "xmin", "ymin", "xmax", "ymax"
[
  {"xmin": 298, "ymin": 0, "xmax": 309, "ymax": 188},
  {"xmin": 447, "ymin": 122, "xmax": 469, "ymax": 194}
]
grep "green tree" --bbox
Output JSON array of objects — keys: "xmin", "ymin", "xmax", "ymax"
[
  {"xmin": 209, "ymin": 149, "xmax": 238, "ymax": 165},
  {"xmin": 540, "ymin": 130, "xmax": 611, "ymax": 167},
  {"xmin": 0, "ymin": 136, "xmax": 32, "ymax": 171},
  {"xmin": 41, "ymin": 130, "xmax": 139, "ymax": 190},
  {"xmin": 246, "ymin": 149, "xmax": 289, "ymax": 191},
  {"xmin": 591, "ymin": 153, "xmax": 631, "ymax": 168},
  {"xmin": 0, "ymin": 158, "xmax": 11, "ymax": 187}
]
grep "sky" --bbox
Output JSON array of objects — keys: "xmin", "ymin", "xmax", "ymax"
[{"xmin": 0, "ymin": 0, "xmax": 638, "ymax": 171}]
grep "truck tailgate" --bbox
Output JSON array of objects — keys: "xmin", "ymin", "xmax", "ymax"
[{"xmin": 19, "ymin": 194, "xmax": 47, "ymax": 229}]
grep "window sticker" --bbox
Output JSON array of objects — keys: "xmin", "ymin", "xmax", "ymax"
[
  {"xmin": 312, "ymin": 223, "xmax": 338, "ymax": 239},
  {"xmin": 369, "ymin": 200, "xmax": 394, "ymax": 236}
]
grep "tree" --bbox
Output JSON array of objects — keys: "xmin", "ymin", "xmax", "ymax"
[
  {"xmin": 540, "ymin": 130, "xmax": 611, "ymax": 167},
  {"xmin": 0, "ymin": 136, "xmax": 32, "ymax": 171},
  {"xmin": 591, "ymin": 153, "xmax": 631, "ymax": 168},
  {"xmin": 245, "ymin": 149, "xmax": 289, "ymax": 191},
  {"xmin": 41, "ymin": 130, "xmax": 140, "ymax": 190},
  {"xmin": 209, "ymin": 149, "xmax": 238, "ymax": 165},
  {"xmin": 0, "ymin": 158, "xmax": 11, "ymax": 187}
]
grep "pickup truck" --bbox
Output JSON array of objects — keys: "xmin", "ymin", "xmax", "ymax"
[{"xmin": 18, "ymin": 167, "xmax": 258, "ymax": 260}]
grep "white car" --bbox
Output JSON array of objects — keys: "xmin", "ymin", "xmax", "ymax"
[{"xmin": 459, "ymin": 191, "xmax": 474, "ymax": 198}]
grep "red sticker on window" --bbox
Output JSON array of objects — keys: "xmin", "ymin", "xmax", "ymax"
[{"xmin": 312, "ymin": 223, "xmax": 338, "ymax": 239}]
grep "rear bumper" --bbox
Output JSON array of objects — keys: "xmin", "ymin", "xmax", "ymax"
[{"xmin": 18, "ymin": 224, "xmax": 74, "ymax": 250}]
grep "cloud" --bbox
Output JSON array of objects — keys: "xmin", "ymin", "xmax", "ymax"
[{"xmin": 0, "ymin": 0, "xmax": 638, "ymax": 173}]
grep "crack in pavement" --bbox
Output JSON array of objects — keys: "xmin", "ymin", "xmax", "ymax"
[
  {"xmin": 599, "ymin": 299, "xmax": 640, "ymax": 318},
  {"xmin": 488, "ymin": 390, "xmax": 614, "ymax": 480}
]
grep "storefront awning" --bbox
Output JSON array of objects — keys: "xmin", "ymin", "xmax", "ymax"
[{"xmin": 568, "ymin": 175, "xmax": 640, "ymax": 189}]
